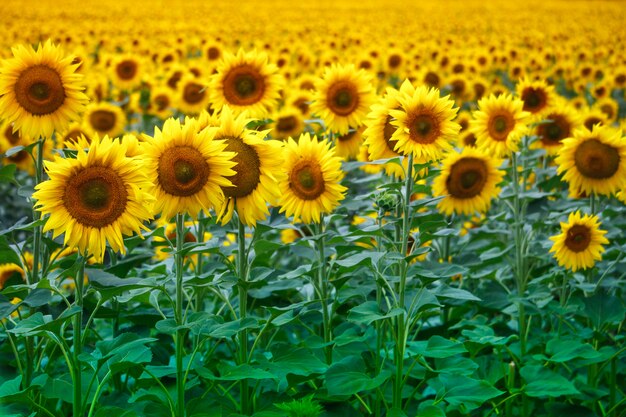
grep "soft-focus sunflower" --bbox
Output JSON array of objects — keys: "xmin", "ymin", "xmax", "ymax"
[
  {"xmin": 458, "ymin": 131, "xmax": 478, "ymax": 148},
  {"xmin": 210, "ymin": 49, "xmax": 283, "ymax": 118},
  {"xmin": 515, "ymin": 78, "xmax": 554, "ymax": 118},
  {"xmin": 593, "ymin": 97, "xmax": 618, "ymax": 123},
  {"xmin": 59, "ymin": 122, "xmax": 90, "ymax": 148},
  {"xmin": 389, "ymin": 82, "xmax": 460, "ymax": 161},
  {"xmin": 549, "ymin": 211, "xmax": 608, "ymax": 272},
  {"xmin": 142, "ymin": 117, "xmax": 236, "ymax": 220},
  {"xmin": 334, "ymin": 126, "xmax": 365, "ymax": 160},
  {"xmin": 470, "ymin": 94, "xmax": 530, "ymax": 158},
  {"xmin": 0, "ymin": 40, "xmax": 88, "ymax": 139},
  {"xmin": 310, "ymin": 63, "xmax": 374, "ymax": 135},
  {"xmin": 149, "ymin": 86, "xmax": 174, "ymax": 119},
  {"xmin": 32, "ymin": 136, "xmax": 153, "ymax": 263},
  {"xmin": 178, "ymin": 75, "xmax": 210, "ymax": 115},
  {"xmin": 581, "ymin": 107, "xmax": 608, "ymax": 131},
  {"xmin": 555, "ymin": 124, "xmax": 626, "ymax": 196},
  {"xmin": 0, "ymin": 262, "xmax": 23, "ymax": 289},
  {"xmin": 213, "ymin": 106, "xmax": 284, "ymax": 226},
  {"xmin": 532, "ymin": 100, "xmax": 582, "ymax": 155},
  {"xmin": 83, "ymin": 102, "xmax": 126, "ymax": 138},
  {"xmin": 269, "ymin": 106, "xmax": 304, "ymax": 140},
  {"xmin": 432, "ymin": 147, "xmax": 504, "ymax": 216},
  {"xmin": 0, "ymin": 120, "xmax": 33, "ymax": 172},
  {"xmin": 110, "ymin": 55, "xmax": 143, "ymax": 91},
  {"xmin": 279, "ymin": 133, "xmax": 346, "ymax": 224}
]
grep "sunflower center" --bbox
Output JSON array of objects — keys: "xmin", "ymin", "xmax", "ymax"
[
  {"xmin": 289, "ymin": 159, "xmax": 325, "ymax": 200},
  {"xmin": 154, "ymin": 95, "xmax": 170, "ymax": 111},
  {"xmin": 222, "ymin": 65, "xmax": 266, "ymax": 106},
  {"xmin": 158, "ymin": 146, "xmax": 210, "ymax": 196},
  {"xmin": 183, "ymin": 82, "xmax": 206, "ymax": 104},
  {"xmin": 584, "ymin": 117, "xmax": 603, "ymax": 131},
  {"xmin": 14, "ymin": 65, "xmax": 66, "ymax": 116},
  {"xmin": 446, "ymin": 157, "xmax": 488, "ymax": 199},
  {"xmin": 207, "ymin": 47, "xmax": 220, "ymax": 60},
  {"xmin": 276, "ymin": 116, "xmax": 298, "ymax": 133},
  {"xmin": 222, "ymin": 137, "xmax": 261, "ymax": 198},
  {"xmin": 64, "ymin": 166, "xmax": 128, "ymax": 228},
  {"xmin": 574, "ymin": 139, "xmax": 620, "ymax": 179},
  {"xmin": 539, "ymin": 114, "xmax": 570, "ymax": 146},
  {"xmin": 116, "ymin": 60, "xmax": 138, "ymax": 80},
  {"xmin": 89, "ymin": 110, "xmax": 117, "ymax": 132},
  {"xmin": 522, "ymin": 87, "xmax": 547, "ymax": 112},
  {"xmin": 408, "ymin": 113, "xmax": 439, "ymax": 144},
  {"xmin": 383, "ymin": 115, "xmax": 399, "ymax": 152},
  {"xmin": 338, "ymin": 130, "xmax": 356, "ymax": 142},
  {"xmin": 4, "ymin": 125, "xmax": 20, "ymax": 145},
  {"xmin": 564, "ymin": 224, "xmax": 591, "ymax": 252},
  {"xmin": 488, "ymin": 114, "xmax": 513, "ymax": 141},
  {"xmin": 327, "ymin": 81, "xmax": 359, "ymax": 116},
  {"xmin": 463, "ymin": 133, "xmax": 477, "ymax": 147}
]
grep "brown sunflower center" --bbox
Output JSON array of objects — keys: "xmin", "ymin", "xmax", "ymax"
[
  {"xmin": 574, "ymin": 139, "xmax": 620, "ymax": 179},
  {"xmin": 14, "ymin": 65, "xmax": 66, "ymax": 116},
  {"xmin": 446, "ymin": 157, "xmax": 488, "ymax": 199},
  {"xmin": 116, "ymin": 60, "xmax": 138, "ymax": 80},
  {"xmin": 538, "ymin": 114, "xmax": 570, "ymax": 146},
  {"xmin": 289, "ymin": 159, "xmax": 325, "ymax": 200},
  {"xmin": 154, "ymin": 95, "xmax": 170, "ymax": 111},
  {"xmin": 4, "ymin": 125, "xmax": 20, "ymax": 145},
  {"xmin": 64, "ymin": 129, "xmax": 88, "ymax": 143},
  {"xmin": 207, "ymin": 47, "xmax": 220, "ymax": 61},
  {"xmin": 383, "ymin": 114, "xmax": 399, "ymax": 152},
  {"xmin": 183, "ymin": 82, "xmax": 206, "ymax": 104},
  {"xmin": 89, "ymin": 110, "xmax": 117, "ymax": 133},
  {"xmin": 488, "ymin": 114, "xmax": 513, "ymax": 141},
  {"xmin": 463, "ymin": 133, "xmax": 477, "ymax": 147},
  {"xmin": 327, "ymin": 80, "xmax": 359, "ymax": 116},
  {"xmin": 388, "ymin": 54, "xmax": 402, "ymax": 69},
  {"xmin": 584, "ymin": 117, "xmax": 603, "ymax": 131},
  {"xmin": 564, "ymin": 224, "xmax": 591, "ymax": 252},
  {"xmin": 276, "ymin": 116, "xmax": 298, "ymax": 133},
  {"xmin": 167, "ymin": 230, "xmax": 197, "ymax": 243},
  {"xmin": 167, "ymin": 71, "xmax": 182, "ymax": 89},
  {"xmin": 338, "ymin": 130, "xmax": 356, "ymax": 142},
  {"xmin": 425, "ymin": 72, "xmax": 440, "ymax": 87},
  {"xmin": 521, "ymin": 87, "xmax": 547, "ymax": 113},
  {"xmin": 408, "ymin": 112, "xmax": 440, "ymax": 144},
  {"xmin": 64, "ymin": 166, "xmax": 128, "ymax": 228},
  {"xmin": 158, "ymin": 146, "xmax": 210, "ymax": 196},
  {"xmin": 222, "ymin": 65, "xmax": 266, "ymax": 106},
  {"xmin": 221, "ymin": 137, "xmax": 261, "ymax": 198}
]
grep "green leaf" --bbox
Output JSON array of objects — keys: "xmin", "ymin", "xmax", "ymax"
[
  {"xmin": 416, "ymin": 403, "xmax": 446, "ymax": 417},
  {"xmin": 546, "ymin": 339, "xmax": 602, "ymax": 363},
  {"xmin": 0, "ymin": 376, "xmax": 22, "ymax": 398},
  {"xmin": 0, "ymin": 236, "xmax": 21, "ymax": 267},
  {"xmin": 198, "ymin": 363, "xmax": 276, "ymax": 381},
  {"xmin": 42, "ymin": 377, "xmax": 74, "ymax": 403},
  {"xmin": 433, "ymin": 285, "xmax": 481, "ymax": 302},
  {"xmin": 429, "ymin": 374, "xmax": 503, "ymax": 412},
  {"xmin": 0, "ymin": 164, "xmax": 16, "ymax": 183},
  {"xmin": 582, "ymin": 291, "xmax": 625, "ymax": 329},
  {"xmin": 325, "ymin": 356, "xmax": 391, "ymax": 396},
  {"xmin": 335, "ymin": 251, "xmax": 384, "ymax": 268},
  {"xmin": 347, "ymin": 301, "xmax": 403, "ymax": 325},
  {"xmin": 424, "ymin": 336, "xmax": 468, "ymax": 358},
  {"xmin": 521, "ymin": 365, "xmax": 580, "ymax": 397}
]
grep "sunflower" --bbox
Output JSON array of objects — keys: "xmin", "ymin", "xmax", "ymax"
[
  {"xmin": 0, "ymin": 40, "xmax": 88, "ymax": 139},
  {"xmin": 110, "ymin": 55, "xmax": 143, "ymax": 91},
  {"xmin": 549, "ymin": 211, "xmax": 608, "ymax": 272},
  {"xmin": 213, "ymin": 106, "xmax": 284, "ymax": 226},
  {"xmin": 32, "ymin": 136, "xmax": 154, "ymax": 263},
  {"xmin": 83, "ymin": 102, "xmax": 126, "ymax": 139},
  {"xmin": 0, "ymin": 119, "xmax": 32, "ymax": 172},
  {"xmin": 334, "ymin": 126, "xmax": 365, "ymax": 160},
  {"xmin": 515, "ymin": 78, "xmax": 554, "ymax": 118},
  {"xmin": 593, "ymin": 97, "xmax": 618, "ymax": 123},
  {"xmin": 153, "ymin": 219, "xmax": 212, "ymax": 264},
  {"xmin": 0, "ymin": 263, "xmax": 24, "ymax": 289},
  {"xmin": 389, "ymin": 82, "xmax": 460, "ymax": 162},
  {"xmin": 210, "ymin": 49, "xmax": 283, "ymax": 118},
  {"xmin": 310, "ymin": 63, "xmax": 375, "ymax": 135},
  {"xmin": 555, "ymin": 124, "xmax": 626, "ymax": 196},
  {"xmin": 470, "ymin": 94, "xmax": 530, "ymax": 158},
  {"xmin": 269, "ymin": 106, "xmax": 305, "ymax": 141},
  {"xmin": 532, "ymin": 100, "xmax": 582, "ymax": 155},
  {"xmin": 581, "ymin": 107, "xmax": 608, "ymax": 131},
  {"xmin": 432, "ymin": 147, "xmax": 505, "ymax": 216},
  {"xmin": 59, "ymin": 122, "xmax": 90, "ymax": 148},
  {"xmin": 279, "ymin": 133, "xmax": 346, "ymax": 224},
  {"xmin": 149, "ymin": 86, "xmax": 174, "ymax": 119},
  {"xmin": 177, "ymin": 75, "xmax": 210, "ymax": 115},
  {"xmin": 142, "ymin": 117, "xmax": 236, "ymax": 221}
]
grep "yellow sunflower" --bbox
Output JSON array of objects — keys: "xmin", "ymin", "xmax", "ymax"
[
  {"xmin": 177, "ymin": 75, "xmax": 210, "ymax": 115},
  {"xmin": 213, "ymin": 106, "xmax": 284, "ymax": 226},
  {"xmin": 432, "ymin": 147, "xmax": 505, "ymax": 216},
  {"xmin": 149, "ymin": 86, "xmax": 174, "ymax": 119},
  {"xmin": 269, "ymin": 106, "xmax": 305, "ymax": 141},
  {"xmin": 389, "ymin": 82, "xmax": 460, "ymax": 162},
  {"xmin": 142, "ymin": 117, "xmax": 236, "ymax": 221},
  {"xmin": 210, "ymin": 49, "xmax": 283, "ymax": 118},
  {"xmin": 334, "ymin": 126, "xmax": 365, "ymax": 160},
  {"xmin": 110, "ymin": 55, "xmax": 143, "ymax": 91},
  {"xmin": 549, "ymin": 211, "xmax": 608, "ymax": 272},
  {"xmin": 153, "ymin": 219, "xmax": 212, "ymax": 264},
  {"xmin": 0, "ymin": 40, "xmax": 88, "ymax": 139},
  {"xmin": 470, "ymin": 94, "xmax": 530, "ymax": 158},
  {"xmin": 83, "ymin": 102, "xmax": 126, "ymax": 139},
  {"xmin": 58, "ymin": 122, "xmax": 90, "ymax": 148},
  {"xmin": 532, "ymin": 100, "xmax": 582, "ymax": 155},
  {"xmin": 279, "ymin": 133, "xmax": 347, "ymax": 224},
  {"xmin": 515, "ymin": 78, "xmax": 555, "ymax": 118},
  {"xmin": 0, "ymin": 119, "xmax": 33, "ymax": 172},
  {"xmin": 555, "ymin": 124, "xmax": 626, "ymax": 196},
  {"xmin": 32, "ymin": 136, "xmax": 154, "ymax": 263},
  {"xmin": 310, "ymin": 63, "xmax": 375, "ymax": 135}
]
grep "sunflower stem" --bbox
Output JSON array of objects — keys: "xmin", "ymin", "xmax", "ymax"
[
  {"xmin": 393, "ymin": 153, "xmax": 414, "ymax": 411},
  {"xmin": 195, "ymin": 213, "xmax": 206, "ymax": 313},
  {"xmin": 374, "ymin": 214, "xmax": 385, "ymax": 417},
  {"xmin": 236, "ymin": 213, "xmax": 251, "ymax": 415},
  {"xmin": 31, "ymin": 137, "xmax": 45, "ymax": 285},
  {"xmin": 316, "ymin": 215, "xmax": 332, "ymax": 364},
  {"xmin": 175, "ymin": 214, "xmax": 186, "ymax": 417},
  {"xmin": 73, "ymin": 253, "xmax": 86, "ymax": 417}
]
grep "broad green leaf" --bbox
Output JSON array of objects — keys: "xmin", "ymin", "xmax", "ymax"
[
  {"xmin": 325, "ymin": 356, "xmax": 391, "ymax": 396},
  {"xmin": 521, "ymin": 365, "xmax": 580, "ymax": 397},
  {"xmin": 582, "ymin": 291, "xmax": 625, "ymax": 329},
  {"xmin": 423, "ymin": 336, "xmax": 468, "ymax": 358},
  {"xmin": 347, "ymin": 301, "xmax": 403, "ymax": 325},
  {"xmin": 416, "ymin": 403, "xmax": 446, "ymax": 417},
  {"xmin": 429, "ymin": 374, "xmax": 503, "ymax": 412},
  {"xmin": 198, "ymin": 363, "xmax": 276, "ymax": 381},
  {"xmin": 433, "ymin": 285, "xmax": 481, "ymax": 302},
  {"xmin": 335, "ymin": 251, "xmax": 384, "ymax": 268},
  {"xmin": 0, "ymin": 164, "xmax": 16, "ymax": 183},
  {"xmin": 546, "ymin": 339, "xmax": 602, "ymax": 363},
  {"xmin": 0, "ymin": 376, "xmax": 22, "ymax": 398},
  {"xmin": 0, "ymin": 236, "xmax": 21, "ymax": 267}
]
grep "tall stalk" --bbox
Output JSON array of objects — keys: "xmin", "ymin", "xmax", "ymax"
[
  {"xmin": 393, "ymin": 153, "xmax": 414, "ymax": 410},
  {"xmin": 175, "ymin": 214, "xmax": 186, "ymax": 417},
  {"xmin": 73, "ymin": 254, "xmax": 86, "ymax": 417},
  {"xmin": 31, "ymin": 138, "xmax": 45, "ymax": 285},
  {"xmin": 236, "ymin": 212, "xmax": 251, "ymax": 415},
  {"xmin": 316, "ymin": 215, "xmax": 332, "ymax": 364}
]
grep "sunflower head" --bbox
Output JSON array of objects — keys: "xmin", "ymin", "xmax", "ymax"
[
  {"xmin": 549, "ymin": 211, "xmax": 609, "ymax": 272},
  {"xmin": 83, "ymin": 102, "xmax": 126, "ymax": 139},
  {"xmin": 515, "ymin": 78, "xmax": 554, "ymax": 117}
]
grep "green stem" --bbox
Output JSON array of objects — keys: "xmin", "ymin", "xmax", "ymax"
[
  {"xmin": 316, "ymin": 216, "xmax": 332, "ymax": 364},
  {"xmin": 87, "ymin": 370, "xmax": 112, "ymax": 417},
  {"xmin": 374, "ymin": 215, "xmax": 384, "ymax": 417},
  {"xmin": 236, "ymin": 213, "xmax": 250, "ymax": 416},
  {"xmin": 73, "ymin": 254, "xmax": 86, "ymax": 417},
  {"xmin": 31, "ymin": 138, "xmax": 45, "ymax": 285},
  {"xmin": 609, "ymin": 357, "xmax": 616, "ymax": 417},
  {"xmin": 195, "ymin": 214, "xmax": 206, "ymax": 313},
  {"xmin": 175, "ymin": 214, "xmax": 186, "ymax": 417},
  {"xmin": 393, "ymin": 153, "xmax": 414, "ymax": 410}
]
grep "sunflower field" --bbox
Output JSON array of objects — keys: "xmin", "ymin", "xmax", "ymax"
[{"xmin": 0, "ymin": 0, "xmax": 625, "ymax": 416}]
